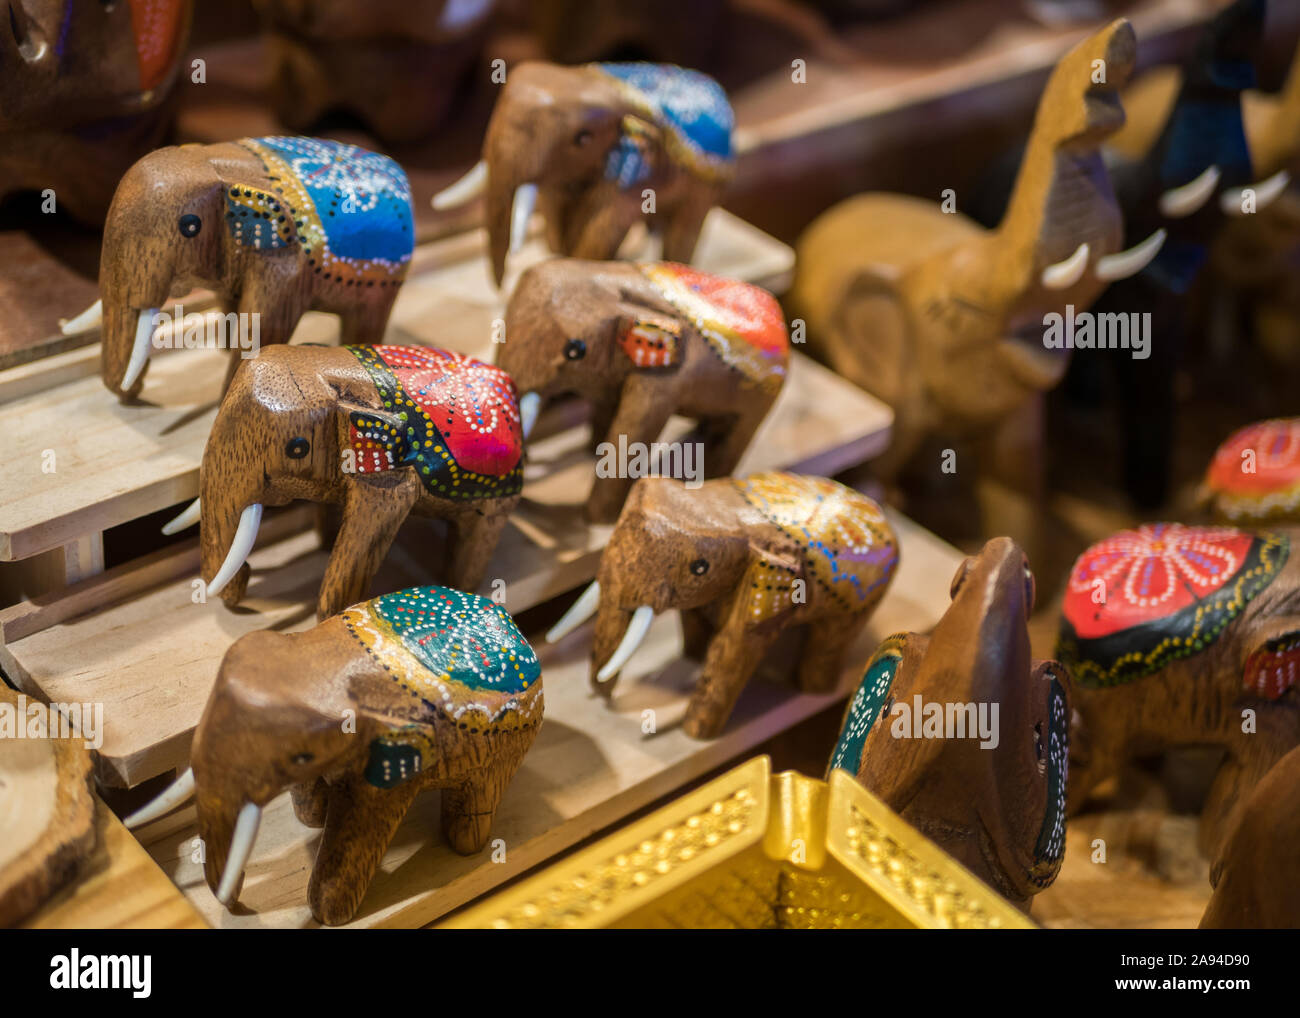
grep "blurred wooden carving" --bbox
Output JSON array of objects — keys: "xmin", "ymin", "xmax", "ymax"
[{"xmin": 0, "ymin": 0, "xmax": 193, "ymax": 224}]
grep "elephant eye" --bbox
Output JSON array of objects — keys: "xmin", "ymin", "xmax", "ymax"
[
  {"xmin": 1023, "ymin": 563, "xmax": 1036, "ymax": 616},
  {"xmin": 291, "ymin": 752, "xmax": 314, "ymax": 765},
  {"xmin": 564, "ymin": 338, "xmax": 587, "ymax": 361},
  {"xmin": 286, "ymin": 437, "xmax": 311, "ymax": 459},
  {"xmin": 178, "ymin": 214, "xmax": 202, "ymax": 238},
  {"xmin": 689, "ymin": 558, "xmax": 709, "ymax": 576},
  {"xmin": 1033, "ymin": 722, "xmax": 1044, "ymax": 763},
  {"xmin": 574, "ymin": 128, "xmax": 593, "ymax": 146},
  {"xmin": 881, "ymin": 696, "xmax": 894, "ymax": 722}
]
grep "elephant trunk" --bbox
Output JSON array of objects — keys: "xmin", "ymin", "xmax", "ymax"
[
  {"xmin": 194, "ymin": 783, "xmax": 263, "ymax": 910},
  {"xmin": 98, "ymin": 211, "xmax": 174, "ymax": 400},
  {"xmin": 483, "ymin": 128, "xmax": 543, "ymax": 287},
  {"xmin": 199, "ymin": 424, "xmax": 265, "ymax": 607},
  {"xmin": 589, "ymin": 602, "xmax": 656, "ymax": 698}
]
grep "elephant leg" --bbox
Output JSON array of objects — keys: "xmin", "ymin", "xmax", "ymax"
[
  {"xmin": 702, "ymin": 398, "xmax": 773, "ymax": 479},
  {"xmin": 587, "ymin": 396, "xmax": 620, "ymax": 455},
  {"xmin": 586, "ymin": 381, "xmax": 675, "ymax": 523},
  {"xmin": 685, "ymin": 620, "xmax": 782, "ymax": 740},
  {"xmin": 661, "ymin": 191, "xmax": 712, "ymax": 265},
  {"xmin": 291, "ymin": 778, "xmax": 330, "ymax": 829},
  {"xmin": 680, "ymin": 607, "xmax": 714, "ymax": 662},
  {"xmin": 315, "ymin": 503, "xmax": 343, "ymax": 551},
  {"xmin": 445, "ymin": 505, "xmax": 512, "ymax": 594},
  {"xmin": 317, "ymin": 474, "xmax": 421, "ymax": 619},
  {"xmin": 566, "ymin": 185, "xmax": 635, "ymax": 261},
  {"xmin": 308, "ymin": 773, "xmax": 422, "ymax": 925},
  {"xmin": 440, "ymin": 751, "xmax": 525, "ymax": 855},
  {"xmin": 1198, "ymin": 713, "xmax": 1299, "ymax": 857},
  {"xmin": 796, "ymin": 612, "xmax": 870, "ymax": 694},
  {"xmin": 338, "ymin": 291, "xmax": 398, "ymax": 346}
]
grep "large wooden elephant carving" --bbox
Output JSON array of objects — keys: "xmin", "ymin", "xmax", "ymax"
[
  {"xmin": 0, "ymin": 0, "xmax": 193, "ymax": 224},
  {"xmin": 62, "ymin": 135, "xmax": 414, "ymax": 400},
  {"xmin": 547, "ymin": 471, "xmax": 899, "ymax": 739},
  {"xmin": 251, "ymin": 0, "xmax": 498, "ymax": 144},
  {"xmin": 498, "ymin": 258, "xmax": 789, "ymax": 522},
  {"xmin": 433, "ymin": 60, "xmax": 734, "ymax": 285},
  {"xmin": 165, "ymin": 344, "xmax": 524, "ymax": 620},
  {"xmin": 126, "ymin": 585, "xmax": 544, "ymax": 926},
  {"xmin": 788, "ymin": 19, "xmax": 1153, "ymax": 542},
  {"xmin": 829, "ymin": 537, "xmax": 1070, "ymax": 909},
  {"xmin": 1055, "ymin": 522, "xmax": 1300, "ymax": 856}
]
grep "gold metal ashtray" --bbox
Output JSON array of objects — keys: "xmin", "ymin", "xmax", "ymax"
[{"xmin": 443, "ymin": 756, "xmax": 1033, "ymax": 929}]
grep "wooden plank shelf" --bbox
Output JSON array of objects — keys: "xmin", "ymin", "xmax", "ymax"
[{"xmin": 130, "ymin": 509, "xmax": 962, "ymax": 930}]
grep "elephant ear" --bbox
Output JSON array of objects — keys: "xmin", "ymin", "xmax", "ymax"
[
  {"xmin": 734, "ymin": 540, "xmax": 805, "ymax": 628},
  {"xmin": 337, "ymin": 399, "xmax": 411, "ymax": 474},
  {"xmin": 362, "ymin": 716, "xmax": 439, "ymax": 789},
  {"xmin": 604, "ymin": 114, "xmax": 664, "ymax": 188},
  {"xmin": 223, "ymin": 181, "xmax": 298, "ymax": 251},
  {"xmin": 614, "ymin": 308, "xmax": 683, "ymax": 369}
]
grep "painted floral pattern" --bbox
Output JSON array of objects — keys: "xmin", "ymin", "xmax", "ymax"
[
  {"xmin": 1205, "ymin": 417, "xmax": 1300, "ymax": 522},
  {"xmin": 1057, "ymin": 523, "xmax": 1289, "ymax": 687}
]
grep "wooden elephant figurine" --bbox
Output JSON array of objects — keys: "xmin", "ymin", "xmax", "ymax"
[
  {"xmin": 498, "ymin": 258, "xmax": 789, "ymax": 522},
  {"xmin": 165, "ymin": 344, "xmax": 523, "ymax": 620},
  {"xmin": 251, "ymin": 0, "xmax": 497, "ymax": 145},
  {"xmin": 125, "ymin": 585, "xmax": 544, "ymax": 926},
  {"xmin": 828, "ymin": 537, "xmax": 1070, "ymax": 910},
  {"xmin": 0, "ymin": 0, "xmax": 192, "ymax": 225},
  {"xmin": 433, "ymin": 60, "xmax": 734, "ymax": 286},
  {"xmin": 1200, "ymin": 744, "xmax": 1300, "ymax": 929},
  {"xmin": 788, "ymin": 19, "xmax": 1154, "ymax": 543},
  {"xmin": 63, "ymin": 135, "xmax": 414, "ymax": 401},
  {"xmin": 1055, "ymin": 522, "xmax": 1300, "ymax": 857},
  {"xmin": 547, "ymin": 471, "xmax": 899, "ymax": 739},
  {"xmin": 1202, "ymin": 417, "xmax": 1300, "ymax": 524}
]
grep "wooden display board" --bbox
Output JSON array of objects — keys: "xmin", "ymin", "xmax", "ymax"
[{"xmin": 131, "ymin": 510, "xmax": 963, "ymax": 929}]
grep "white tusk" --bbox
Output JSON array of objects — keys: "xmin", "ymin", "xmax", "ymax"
[
  {"xmin": 1159, "ymin": 165, "xmax": 1221, "ymax": 218},
  {"xmin": 1094, "ymin": 228, "xmax": 1166, "ymax": 281},
  {"xmin": 123, "ymin": 767, "xmax": 195, "ymax": 829},
  {"xmin": 509, "ymin": 182, "xmax": 539, "ymax": 255},
  {"xmin": 1040, "ymin": 243, "xmax": 1090, "ymax": 290},
  {"xmin": 1220, "ymin": 169, "xmax": 1291, "ymax": 216},
  {"xmin": 162, "ymin": 497, "xmax": 201, "ymax": 536},
  {"xmin": 546, "ymin": 581, "xmax": 601, "ymax": 643},
  {"xmin": 431, "ymin": 160, "xmax": 488, "ymax": 210},
  {"xmin": 120, "ymin": 306, "xmax": 160, "ymax": 392},
  {"xmin": 59, "ymin": 298, "xmax": 102, "ymax": 335},
  {"xmin": 216, "ymin": 802, "xmax": 262, "ymax": 906},
  {"xmin": 206, "ymin": 503, "xmax": 263, "ymax": 599},
  {"xmin": 597, "ymin": 605, "xmax": 655, "ymax": 682},
  {"xmin": 518, "ymin": 391, "xmax": 541, "ymax": 440}
]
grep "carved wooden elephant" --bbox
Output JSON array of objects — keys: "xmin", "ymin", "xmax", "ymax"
[
  {"xmin": 1200, "ymin": 743, "xmax": 1300, "ymax": 929},
  {"xmin": 829, "ymin": 537, "xmax": 1070, "ymax": 909},
  {"xmin": 126, "ymin": 585, "xmax": 544, "ymax": 926},
  {"xmin": 528, "ymin": 0, "xmax": 726, "ymax": 67},
  {"xmin": 63, "ymin": 135, "xmax": 414, "ymax": 400},
  {"xmin": 164, "ymin": 344, "xmax": 523, "ymax": 620},
  {"xmin": 251, "ymin": 0, "xmax": 497, "ymax": 144},
  {"xmin": 0, "ymin": 0, "xmax": 192, "ymax": 224},
  {"xmin": 498, "ymin": 258, "xmax": 789, "ymax": 522},
  {"xmin": 788, "ymin": 19, "xmax": 1155, "ymax": 547},
  {"xmin": 1055, "ymin": 522, "xmax": 1300, "ymax": 856},
  {"xmin": 433, "ymin": 60, "xmax": 734, "ymax": 285},
  {"xmin": 548, "ymin": 471, "xmax": 899, "ymax": 739},
  {"xmin": 1202, "ymin": 417, "xmax": 1300, "ymax": 524}
]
